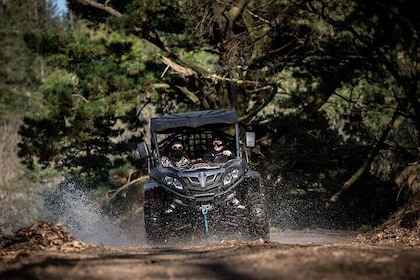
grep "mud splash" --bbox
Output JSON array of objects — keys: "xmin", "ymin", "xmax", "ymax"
[{"xmin": 44, "ymin": 179, "xmax": 142, "ymax": 246}]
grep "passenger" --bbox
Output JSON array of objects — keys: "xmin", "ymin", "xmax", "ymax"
[
  {"xmin": 203, "ymin": 137, "xmax": 235, "ymax": 163},
  {"xmin": 161, "ymin": 139, "xmax": 190, "ymax": 168}
]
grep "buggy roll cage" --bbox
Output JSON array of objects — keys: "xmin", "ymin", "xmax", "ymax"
[{"xmin": 137, "ymin": 109, "xmax": 256, "ymax": 172}]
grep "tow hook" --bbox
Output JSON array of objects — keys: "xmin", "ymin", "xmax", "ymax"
[{"xmin": 200, "ymin": 204, "xmax": 212, "ymax": 236}]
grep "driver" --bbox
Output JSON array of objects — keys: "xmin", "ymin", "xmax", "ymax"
[
  {"xmin": 203, "ymin": 137, "xmax": 235, "ymax": 163},
  {"xmin": 161, "ymin": 139, "xmax": 190, "ymax": 168}
]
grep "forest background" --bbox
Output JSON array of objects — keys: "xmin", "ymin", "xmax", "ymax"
[{"xmin": 0, "ymin": 0, "xmax": 419, "ymax": 236}]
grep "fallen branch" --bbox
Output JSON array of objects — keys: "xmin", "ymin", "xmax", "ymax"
[
  {"xmin": 159, "ymin": 54, "xmax": 263, "ymax": 86},
  {"xmin": 158, "ymin": 54, "xmax": 194, "ymax": 77},
  {"xmin": 175, "ymin": 86, "xmax": 200, "ymax": 103},
  {"xmin": 76, "ymin": 0, "xmax": 122, "ymax": 17},
  {"xmin": 106, "ymin": 175, "xmax": 149, "ymax": 204}
]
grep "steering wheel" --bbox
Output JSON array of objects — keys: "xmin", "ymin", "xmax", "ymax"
[{"xmin": 213, "ymin": 152, "xmax": 230, "ymax": 162}]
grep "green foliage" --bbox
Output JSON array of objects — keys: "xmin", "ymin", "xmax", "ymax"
[
  {"xmin": 357, "ymin": 224, "xmax": 372, "ymax": 233},
  {"xmin": 90, "ymin": 184, "xmax": 112, "ymax": 205},
  {"xmin": 10, "ymin": 0, "xmax": 420, "ymax": 199},
  {"xmin": 0, "ymin": 0, "xmax": 67, "ymax": 117},
  {"xmin": 18, "ymin": 22, "xmax": 153, "ymax": 180},
  {"xmin": 0, "ymin": 184, "xmax": 22, "ymax": 193},
  {"xmin": 108, "ymin": 162, "xmax": 134, "ymax": 186}
]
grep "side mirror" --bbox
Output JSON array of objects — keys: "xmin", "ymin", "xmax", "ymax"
[
  {"xmin": 245, "ymin": 132, "xmax": 256, "ymax": 148},
  {"xmin": 137, "ymin": 142, "xmax": 150, "ymax": 158}
]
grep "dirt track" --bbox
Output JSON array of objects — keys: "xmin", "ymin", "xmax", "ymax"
[{"xmin": 1, "ymin": 224, "xmax": 419, "ymax": 280}]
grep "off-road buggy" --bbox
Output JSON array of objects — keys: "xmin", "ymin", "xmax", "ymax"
[{"xmin": 137, "ymin": 109, "xmax": 269, "ymax": 244}]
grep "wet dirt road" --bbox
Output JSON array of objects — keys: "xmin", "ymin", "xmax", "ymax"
[{"xmin": 1, "ymin": 228, "xmax": 419, "ymax": 280}]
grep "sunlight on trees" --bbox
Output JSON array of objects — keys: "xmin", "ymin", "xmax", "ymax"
[{"xmin": 1, "ymin": 1, "xmax": 418, "ymax": 215}]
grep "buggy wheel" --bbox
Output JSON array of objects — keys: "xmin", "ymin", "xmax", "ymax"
[
  {"xmin": 143, "ymin": 198, "xmax": 167, "ymax": 245},
  {"xmin": 247, "ymin": 192, "xmax": 270, "ymax": 241}
]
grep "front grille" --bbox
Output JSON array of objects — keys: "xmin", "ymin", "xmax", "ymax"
[
  {"xmin": 179, "ymin": 169, "xmax": 226, "ymax": 196},
  {"xmin": 186, "ymin": 173, "xmax": 218, "ymax": 186}
]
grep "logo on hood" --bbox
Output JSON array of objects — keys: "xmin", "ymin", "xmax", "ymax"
[{"xmin": 198, "ymin": 172, "xmax": 207, "ymax": 188}]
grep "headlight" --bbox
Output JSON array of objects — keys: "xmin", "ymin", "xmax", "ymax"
[
  {"xmin": 223, "ymin": 169, "xmax": 239, "ymax": 185},
  {"xmin": 164, "ymin": 176, "xmax": 183, "ymax": 190}
]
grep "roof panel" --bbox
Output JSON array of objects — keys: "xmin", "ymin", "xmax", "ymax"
[{"xmin": 150, "ymin": 109, "xmax": 238, "ymax": 133}]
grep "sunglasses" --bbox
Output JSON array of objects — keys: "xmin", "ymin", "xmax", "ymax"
[
  {"xmin": 213, "ymin": 142, "xmax": 223, "ymax": 147},
  {"xmin": 172, "ymin": 145, "xmax": 183, "ymax": 150}
]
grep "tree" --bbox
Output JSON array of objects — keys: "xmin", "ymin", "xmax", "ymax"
[
  {"xmin": 19, "ymin": 0, "xmax": 420, "ymax": 204},
  {"xmin": 0, "ymin": 0, "xmax": 64, "ymax": 116},
  {"xmin": 0, "ymin": 0, "xmax": 66, "ymax": 184},
  {"xmin": 311, "ymin": 0, "xmax": 420, "ymax": 200},
  {"xmin": 18, "ymin": 23, "xmax": 157, "ymax": 179},
  {"xmin": 63, "ymin": 1, "xmax": 310, "ymax": 118}
]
